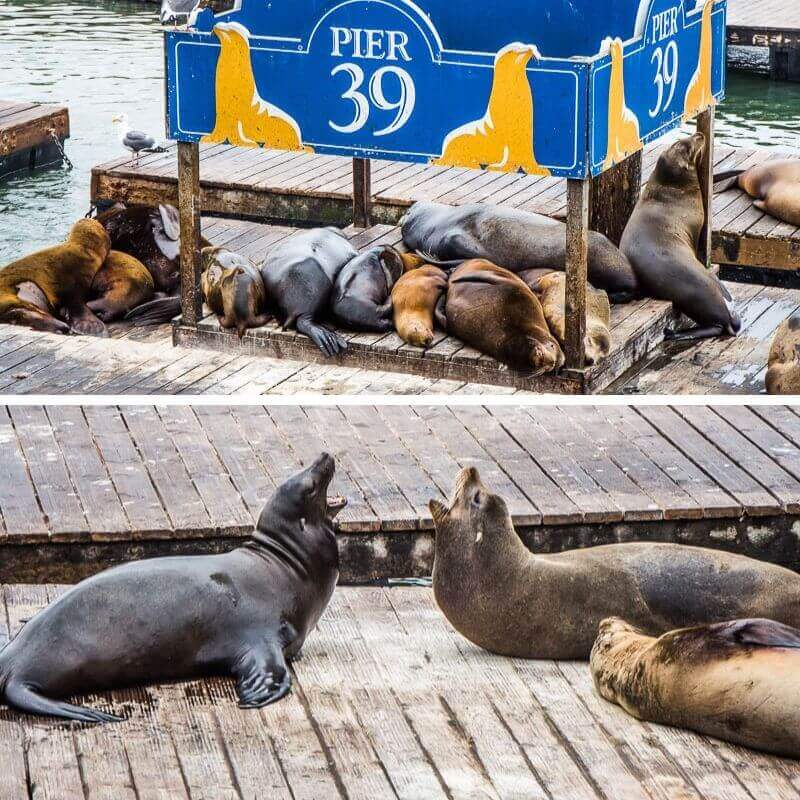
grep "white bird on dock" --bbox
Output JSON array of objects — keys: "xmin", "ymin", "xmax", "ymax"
[
  {"xmin": 112, "ymin": 113, "xmax": 163, "ymax": 167},
  {"xmin": 159, "ymin": 0, "xmax": 202, "ymax": 27}
]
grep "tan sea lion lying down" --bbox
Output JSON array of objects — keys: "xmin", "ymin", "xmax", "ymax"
[
  {"xmin": 715, "ymin": 159, "xmax": 800, "ymax": 228},
  {"xmin": 591, "ymin": 616, "xmax": 800, "ymax": 759},
  {"xmin": 766, "ymin": 311, "xmax": 800, "ymax": 394},
  {"xmin": 392, "ymin": 264, "xmax": 448, "ymax": 348}
]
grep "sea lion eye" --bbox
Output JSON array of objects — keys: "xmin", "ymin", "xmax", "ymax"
[{"xmin": 472, "ymin": 491, "xmax": 482, "ymax": 507}]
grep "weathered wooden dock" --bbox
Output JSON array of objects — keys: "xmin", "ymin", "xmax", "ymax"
[
  {"xmin": 91, "ymin": 141, "xmax": 800, "ymax": 277},
  {"xmin": 728, "ymin": 0, "xmax": 800, "ymax": 80},
  {"xmin": 5, "ymin": 404, "xmax": 800, "ymax": 583},
  {"xmin": 2, "ymin": 582, "xmax": 798, "ymax": 800},
  {"xmin": 0, "ymin": 101, "xmax": 69, "ymax": 180}
]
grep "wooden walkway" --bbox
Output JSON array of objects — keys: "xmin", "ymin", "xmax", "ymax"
[
  {"xmin": 173, "ymin": 217, "xmax": 677, "ymax": 395},
  {"xmin": 91, "ymin": 141, "xmax": 800, "ymax": 273},
  {"xmin": 2, "ymin": 584, "xmax": 798, "ymax": 800},
  {"xmin": 0, "ymin": 101, "xmax": 69, "ymax": 180},
  {"xmin": 5, "ymin": 404, "xmax": 800, "ymax": 583},
  {"xmin": 728, "ymin": 0, "xmax": 800, "ymax": 48}
]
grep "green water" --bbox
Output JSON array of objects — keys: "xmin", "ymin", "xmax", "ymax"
[{"xmin": 1, "ymin": 0, "xmax": 799, "ymax": 261}]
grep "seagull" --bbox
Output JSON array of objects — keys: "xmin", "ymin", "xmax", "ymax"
[
  {"xmin": 160, "ymin": 0, "xmax": 202, "ymax": 27},
  {"xmin": 112, "ymin": 114, "xmax": 164, "ymax": 166}
]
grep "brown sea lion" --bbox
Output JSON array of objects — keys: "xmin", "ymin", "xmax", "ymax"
[
  {"xmin": 392, "ymin": 264, "xmax": 448, "ymax": 348},
  {"xmin": 0, "ymin": 219, "xmax": 111, "ymax": 335},
  {"xmin": 522, "ymin": 271, "xmax": 612, "ymax": 366},
  {"xmin": 445, "ymin": 259, "xmax": 563, "ymax": 373},
  {"xmin": 87, "ymin": 251, "xmax": 155, "ymax": 323},
  {"xmin": 201, "ymin": 246, "xmax": 269, "ymax": 338},
  {"xmin": 766, "ymin": 311, "xmax": 800, "ymax": 394},
  {"xmin": 429, "ymin": 466, "xmax": 800, "ymax": 660},
  {"xmin": 714, "ymin": 159, "xmax": 800, "ymax": 228},
  {"xmin": 591, "ymin": 616, "xmax": 800, "ymax": 759},
  {"xmin": 399, "ymin": 252, "xmax": 428, "ymax": 273},
  {"xmin": 620, "ymin": 133, "xmax": 740, "ymax": 340}
]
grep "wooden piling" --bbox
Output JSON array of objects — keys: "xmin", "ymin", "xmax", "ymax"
[
  {"xmin": 178, "ymin": 141, "xmax": 202, "ymax": 326},
  {"xmin": 564, "ymin": 179, "xmax": 590, "ymax": 372},
  {"xmin": 696, "ymin": 106, "xmax": 715, "ymax": 267},
  {"xmin": 352, "ymin": 157, "xmax": 372, "ymax": 228}
]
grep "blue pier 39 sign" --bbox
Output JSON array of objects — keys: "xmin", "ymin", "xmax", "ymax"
[{"xmin": 165, "ymin": 0, "xmax": 726, "ymax": 180}]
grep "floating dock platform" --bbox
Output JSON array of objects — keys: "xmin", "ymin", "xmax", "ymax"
[
  {"xmin": 0, "ymin": 100, "xmax": 69, "ymax": 180},
  {"xmin": 728, "ymin": 0, "xmax": 800, "ymax": 80}
]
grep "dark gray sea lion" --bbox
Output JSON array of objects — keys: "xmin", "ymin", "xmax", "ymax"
[
  {"xmin": 261, "ymin": 227, "xmax": 356, "ymax": 356},
  {"xmin": 430, "ymin": 466, "xmax": 800, "ymax": 660},
  {"xmin": 620, "ymin": 133, "xmax": 740, "ymax": 341},
  {"xmin": 330, "ymin": 245, "xmax": 404, "ymax": 332},
  {"xmin": 201, "ymin": 246, "xmax": 270, "ymax": 338},
  {"xmin": 0, "ymin": 454, "xmax": 346, "ymax": 723},
  {"xmin": 400, "ymin": 201, "xmax": 639, "ymax": 301},
  {"xmin": 592, "ymin": 617, "xmax": 800, "ymax": 758}
]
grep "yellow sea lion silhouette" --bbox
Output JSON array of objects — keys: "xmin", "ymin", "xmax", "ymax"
[
  {"xmin": 433, "ymin": 43, "xmax": 550, "ymax": 176},
  {"xmin": 683, "ymin": 0, "xmax": 715, "ymax": 120},
  {"xmin": 602, "ymin": 37, "xmax": 641, "ymax": 170},
  {"xmin": 202, "ymin": 22, "xmax": 310, "ymax": 151}
]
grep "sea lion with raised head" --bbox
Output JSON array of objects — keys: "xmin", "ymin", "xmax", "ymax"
[
  {"xmin": 591, "ymin": 616, "xmax": 800, "ymax": 759},
  {"xmin": 429, "ymin": 466, "xmax": 800, "ymax": 660},
  {"xmin": 201, "ymin": 245, "xmax": 270, "ymax": 338},
  {"xmin": 401, "ymin": 201, "xmax": 638, "ymax": 301},
  {"xmin": 766, "ymin": 310, "xmax": 800, "ymax": 394},
  {"xmin": 87, "ymin": 251, "xmax": 155, "ymax": 323},
  {"xmin": 392, "ymin": 264, "xmax": 449, "ymax": 348},
  {"xmin": 0, "ymin": 219, "xmax": 111, "ymax": 335},
  {"xmin": 620, "ymin": 133, "xmax": 740, "ymax": 340},
  {"xmin": 260, "ymin": 228, "xmax": 356, "ymax": 357},
  {"xmin": 445, "ymin": 259, "xmax": 564, "ymax": 372},
  {"xmin": 330, "ymin": 245, "xmax": 404, "ymax": 332},
  {"xmin": 0, "ymin": 454, "xmax": 346, "ymax": 723}
]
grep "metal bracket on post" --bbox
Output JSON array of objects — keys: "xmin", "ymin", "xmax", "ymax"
[
  {"xmin": 564, "ymin": 178, "xmax": 589, "ymax": 377},
  {"xmin": 696, "ymin": 105, "xmax": 715, "ymax": 267},
  {"xmin": 352, "ymin": 157, "xmax": 372, "ymax": 229},
  {"xmin": 178, "ymin": 141, "xmax": 202, "ymax": 328}
]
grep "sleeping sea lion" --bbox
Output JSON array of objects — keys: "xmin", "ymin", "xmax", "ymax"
[
  {"xmin": 620, "ymin": 133, "xmax": 740, "ymax": 340},
  {"xmin": 201, "ymin": 246, "xmax": 270, "ymax": 338},
  {"xmin": 714, "ymin": 159, "xmax": 800, "ymax": 228},
  {"xmin": 766, "ymin": 310, "xmax": 800, "ymax": 394},
  {"xmin": 400, "ymin": 201, "xmax": 638, "ymax": 301},
  {"xmin": 429, "ymin": 466, "xmax": 800, "ymax": 660},
  {"xmin": 87, "ymin": 251, "xmax": 155, "ymax": 323},
  {"xmin": 0, "ymin": 454, "xmax": 346, "ymax": 723},
  {"xmin": 330, "ymin": 245, "xmax": 403, "ymax": 332},
  {"xmin": 0, "ymin": 218, "xmax": 111, "ymax": 335},
  {"xmin": 392, "ymin": 264, "xmax": 448, "ymax": 348},
  {"xmin": 399, "ymin": 252, "xmax": 428, "ymax": 273},
  {"xmin": 445, "ymin": 259, "xmax": 564, "ymax": 373},
  {"xmin": 260, "ymin": 228, "xmax": 356, "ymax": 357},
  {"xmin": 591, "ymin": 616, "xmax": 800, "ymax": 759},
  {"xmin": 521, "ymin": 270, "xmax": 612, "ymax": 366}
]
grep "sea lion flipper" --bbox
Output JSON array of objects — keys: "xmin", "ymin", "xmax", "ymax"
[
  {"xmin": 712, "ymin": 169, "xmax": 744, "ymax": 194},
  {"xmin": 664, "ymin": 324, "xmax": 725, "ymax": 342},
  {"xmin": 234, "ymin": 643, "xmax": 292, "ymax": 709},
  {"xmin": 296, "ymin": 315, "xmax": 347, "ymax": 357},
  {"xmin": 719, "ymin": 618, "xmax": 800, "ymax": 649},
  {"xmin": 3, "ymin": 680, "xmax": 122, "ymax": 724}
]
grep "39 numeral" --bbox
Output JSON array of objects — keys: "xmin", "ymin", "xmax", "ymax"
[{"xmin": 649, "ymin": 40, "xmax": 678, "ymax": 118}]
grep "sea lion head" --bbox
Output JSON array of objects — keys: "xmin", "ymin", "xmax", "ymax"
[
  {"xmin": 495, "ymin": 41, "xmax": 541, "ymax": 69},
  {"xmin": 68, "ymin": 218, "xmax": 112, "ymax": 261},
  {"xmin": 529, "ymin": 332, "xmax": 565, "ymax": 374},
  {"xmin": 655, "ymin": 133, "xmax": 706, "ymax": 187},
  {"xmin": 257, "ymin": 453, "xmax": 347, "ymax": 540}
]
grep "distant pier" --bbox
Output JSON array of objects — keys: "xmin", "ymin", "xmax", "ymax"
[
  {"xmin": 727, "ymin": 0, "xmax": 800, "ymax": 80},
  {"xmin": 0, "ymin": 101, "xmax": 70, "ymax": 180}
]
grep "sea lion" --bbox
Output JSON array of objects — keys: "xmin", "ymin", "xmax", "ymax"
[
  {"xmin": 201, "ymin": 245, "xmax": 270, "ymax": 338},
  {"xmin": 591, "ymin": 616, "xmax": 800, "ymax": 759},
  {"xmin": 87, "ymin": 251, "xmax": 155, "ymax": 322},
  {"xmin": 765, "ymin": 311, "xmax": 800, "ymax": 394},
  {"xmin": 0, "ymin": 218, "xmax": 111, "ymax": 335},
  {"xmin": 0, "ymin": 453, "xmax": 346, "ymax": 723},
  {"xmin": 399, "ymin": 252, "xmax": 427, "ymax": 273},
  {"xmin": 601, "ymin": 37, "xmax": 642, "ymax": 170},
  {"xmin": 445, "ymin": 259, "xmax": 564, "ymax": 372},
  {"xmin": 714, "ymin": 159, "xmax": 800, "ymax": 228},
  {"xmin": 330, "ymin": 245, "xmax": 404, "ymax": 332},
  {"xmin": 683, "ymin": 0, "xmax": 716, "ymax": 120},
  {"xmin": 433, "ymin": 43, "xmax": 549, "ymax": 176},
  {"xmin": 400, "ymin": 201, "xmax": 638, "ymax": 301},
  {"xmin": 260, "ymin": 227, "xmax": 356, "ymax": 357},
  {"xmin": 620, "ymin": 133, "xmax": 740, "ymax": 340},
  {"xmin": 392, "ymin": 264, "xmax": 448, "ymax": 348},
  {"xmin": 429, "ymin": 466, "xmax": 800, "ymax": 660},
  {"xmin": 522, "ymin": 270, "xmax": 611, "ymax": 366}
]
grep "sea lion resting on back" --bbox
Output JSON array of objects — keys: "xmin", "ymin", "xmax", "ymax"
[
  {"xmin": 620, "ymin": 133, "xmax": 740, "ymax": 340},
  {"xmin": 445, "ymin": 259, "xmax": 564, "ymax": 373},
  {"xmin": 400, "ymin": 201, "xmax": 638, "ymax": 302},
  {"xmin": 429, "ymin": 466, "xmax": 800, "ymax": 660},
  {"xmin": 591, "ymin": 616, "xmax": 800, "ymax": 759},
  {"xmin": 0, "ymin": 453, "xmax": 346, "ymax": 722},
  {"xmin": 0, "ymin": 219, "xmax": 111, "ymax": 335}
]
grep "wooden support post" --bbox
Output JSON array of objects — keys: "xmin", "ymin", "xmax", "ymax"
[
  {"xmin": 565, "ymin": 178, "xmax": 589, "ymax": 373},
  {"xmin": 352, "ymin": 157, "xmax": 372, "ymax": 228},
  {"xmin": 589, "ymin": 150, "xmax": 642, "ymax": 247},
  {"xmin": 178, "ymin": 140, "xmax": 202, "ymax": 327},
  {"xmin": 696, "ymin": 105, "xmax": 715, "ymax": 267}
]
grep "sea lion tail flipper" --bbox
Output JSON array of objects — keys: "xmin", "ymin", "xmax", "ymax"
[
  {"xmin": 414, "ymin": 251, "xmax": 464, "ymax": 270},
  {"xmin": 3, "ymin": 680, "xmax": 123, "ymax": 723},
  {"xmin": 296, "ymin": 316, "xmax": 348, "ymax": 357},
  {"xmin": 664, "ymin": 324, "xmax": 725, "ymax": 342},
  {"xmin": 234, "ymin": 643, "xmax": 292, "ymax": 709},
  {"xmin": 124, "ymin": 297, "xmax": 181, "ymax": 326},
  {"xmin": 712, "ymin": 169, "xmax": 744, "ymax": 193},
  {"xmin": 434, "ymin": 294, "xmax": 447, "ymax": 332}
]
